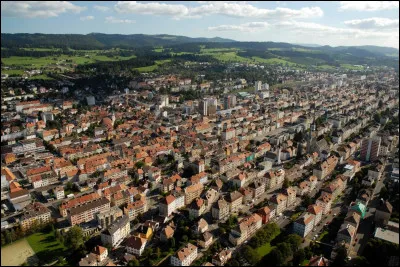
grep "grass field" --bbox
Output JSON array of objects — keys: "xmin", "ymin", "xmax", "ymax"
[
  {"xmin": 26, "ymin": 230, "xmax": 67, "ymax": 264},
  {"xmin": 256, "ymin": 243, "xmax": 274, "ymax": 258},
  {"xmin": 316, "ymin": 64, "xmax": 337, "ymax": 70},
  {"xmin": 1, "ymin": 69, "xmax": 25, "ymax": 75},
  {"xmin": 1, "ymin": 238, "xmax": 39, "ymax": 266},
  {"xmin": 134, "ymin": 59, "xmax": 171, "ymax": 72},
  {"xmin": 29, "ymin": 74, "xmax": 54, "ymax": 80},
  {"xmin": 1, "ymin": 54, "xmax": 136, "ymax": 69},
  {"xmin": 340, "ymin": 64, "xmax": 364, "ymax": 70}
]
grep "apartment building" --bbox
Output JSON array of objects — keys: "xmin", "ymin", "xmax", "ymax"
[
  {"xmin": 283, "ymin": 187, "xmax": 297, "ymax": 207},
  {"xmin": 293, "ymin": 213, "xmax": 315, "ymax": 238},
  {"xmin": 59, "ymin": 192, "xmax": 101, "ymax": 217},
  {"xmin": 97, "ymin": 206, "xmax": 123, "ymax": 229},
  {"xmin": 316, "ymin": 192, "xmax": 333, "ymax": 215},
  {"xmin": 307, "ymin": 205, "xmax": 323, "ymax": 225},
  {"xmin": 101, "ymin": 215, "xmax": 130, "ymax": 248},
  {"xmin": 270, "ymin": 193, "xmax": 287, "ymax": 215},
  {"xmin": 360, "ymin": 136, "xmax": 381, "ymax": 162},
  {"xmin": 184, "ymin": 183, "xmax": 204, "ymax": 205},
  {"xmin": 313, "ymin": 155, "xmax": 338, "ymax": 180},
  {"xmin": 212, "ymin": 198, "xmax": 230, "ymax": 221},
  {"xmin": 226, "ymin": 191, "xmax": 243, "ymax": 214},
  {"xmin": 68, "ymin": 197, "xmax": 110, "ymax": 226},
  {"xmin": 20, "ymin": 202, "xmax": 51, "ymax": 231},
  {"xmin": 229, "ymin": 213, "xmax": 262, "ymax": 246},
  {"xmin": 124, "ymin": 197, "xmax": 148, "ymax": 220},
  {"xmin": 170, "ymin": 243, "xmax": 198, "ymax": 266}
]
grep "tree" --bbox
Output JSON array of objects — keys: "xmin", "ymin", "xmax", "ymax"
[
  {"xmin": 128, "ymin": 258, "xmax": 140, "ymax": 266},
  {"xmin": 277, "ymin": 242, "xmax": 292, "ymax": 260},
  {"xmin": 302, "ymin": 195, "xmax": 313, "ymax": 207},
  {"xmin": 283, "ymin": 178, "xmax": 290, "ymax": 189},
  {"xmin": 143, "ymin": 247, "xmax": 153, "ymax": 258},
  {"xmin": 286, "ymin": 234, "xmax": 302, "ymax": 253},
  {"xmin": 170, "ymin": 237, "xmax": 176, "ymax": 248},
  {"xmin": 156, "ymin": 247, "xmax": 161, "ymax": 259},
  {"xmin": 331, "ymin": 245, "xmax": 347, "ymax": 266},
  {"xmin": 261, "ymin": 248, "xmax": 284, "ymax": 266},
  {"xmin": 379, "ymin": 186, "xmax": 389, "ymax": 200},
  {"xmin": 292, "ymin": 249, "xmax": 305, "ymax": 266},
  {"xmin": 353, "ymin": 256, "xmax": 369, "ymax": 266},
  {"xmin": 135, "ymin": 161, "xmax": 145, "ymax": 169},
  {"xmin": 64, "ymin": 226, "xmax": 84, "ymax": 251},
  {"xmin": 243, "ymin": 245, "xmax": 261, "ymax": 265}
]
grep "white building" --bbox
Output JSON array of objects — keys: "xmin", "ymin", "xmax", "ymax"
[
  {"xmin": 170, "ymin": 243, "xmax": 198, "ymax": 266},
  {"xmin": 293, "ymin": 213, "xmax": 315, "ymax": 237},
  {"xmin": 101, "ymin": 215, "xmax": 130, "ymax": 248}
]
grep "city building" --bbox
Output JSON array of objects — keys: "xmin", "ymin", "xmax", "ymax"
[{"xmin": 170, "ymin": 243, "xmax": 198, "ymax": 266}]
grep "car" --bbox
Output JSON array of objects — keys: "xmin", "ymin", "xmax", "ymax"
[
  {"xmin": 313, "ymin": 228, "xmax": 316, "ymax": 232},
  {"xmin": 312, "ymin": 237, "xmax": 316, "ymax": 241},
  {"xmin": 347, "ymin": 257, "xmax": 352, "ymax": 260},
  {"xmin": 333, "ymin": 213, "xmax": 337, "ymax": 216}
]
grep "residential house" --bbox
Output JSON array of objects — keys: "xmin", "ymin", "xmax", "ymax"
[
  {"xmin": 170, "ymin": 243, "xmax": 198, "ymax": 266},
  {"xmin": 212, "ymin": 249, "xmax": 232, "ymax": 266},
  {"xmin": 126, "ymin": 236, "xmax": 147, "ymax": 256},
  {"xmin": 212, "ymin": 198, "xmax": 230, "ymax": 221}
]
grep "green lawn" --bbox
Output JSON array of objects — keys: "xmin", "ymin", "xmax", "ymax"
[
  {"xmin": 256, "ymin": 243, "xmax": 274, "ymax": 258},
  {"xmin": 26, "ymin": 230, "xmax": 67, "ymax": 264},
  {"xmin": 340, "ymin": 64, "xmax": 364, "ymax": 70},
  {"xmin": 134, "ymin": 59, "xmax": 171, "ymax": 72},
  {"xmin": 1, "ymin": 69, "xmax": 25, "ymax": 75},
  {"xmin": 317, "ymin": 230, "xmax": 329, "ymax": 242},
  {"xmin": 291, "ymin": 212, "xmax": 302, "ymax": 221},
  {"xmin": 29, "ymin": 74, "xmax": 54, "ymax": 80},
  {"xmin": 316, "ymin": 64, "xmax": 337, "ymax": 70}
]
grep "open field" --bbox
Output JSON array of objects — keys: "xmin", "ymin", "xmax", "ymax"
[
  {"xmin": 29, "ymin": 74, "xmax": 54, "ymax": 80},
  {"xmin": 1, "ymin": 69, "xmax": 25, "ymax": 75},
  {"xmin": 340, "ymin": 63, "xmax": 364, "ymax": 70},
  {"xmin": 1, "ymin": 238, "xmax": 39, "ymax": 266},
  {"xmin": 134, "ymin": 59, "xmax": 171, "ymax": 72},
  {"xmin": 26, "ymin": 230, "xmax": 67, "ymax": 264}
]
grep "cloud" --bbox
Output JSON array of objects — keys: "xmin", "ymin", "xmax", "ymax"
[
  {"xmin": 94, "ymin": 5, "xmax": 110, "ymax": 12},
  {"xmin": 80, "ymin": 15, "xmax": 94, "ymax": 21},
  {"xmin": 339, "ymin": 1, "xmax": 399, "ymax": 11},
  {"xmin": 208, "ymin": 22, "xmax": 269, "ymax": 32},
  {"xmin": 114, "ymin": 1, "xmax": 323, "ymax": 20},
  {"xmin": 105, "ymin": 16, "xmax": 135, "ymax": 24},
  {"xmin": 115, "ymin": 1, "xmax": 189, "ymax": 18},
  {"xmin": 275, "ymin": 20, "xmax": 398, "ymax": 40},
  {"xmin": 1, "ymin": 1, "xmax": 86, "ymax": 18},
  {"xmin": 344, "ymin": 18, "xmax": 399, "ymax": 30}
]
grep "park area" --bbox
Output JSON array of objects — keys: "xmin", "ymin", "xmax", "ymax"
[{"xmin": 1, "ymin": 229, "xmax": 67, "ymax": 266}]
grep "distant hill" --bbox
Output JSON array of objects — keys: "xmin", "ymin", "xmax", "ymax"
[
  {"xmin": 1, "ymin": 33, "xmax": 398, "ymax": 70},
  {"xmin": 292, "ymin": 43, "xmax": 323, "ymax": 48},
  {"xmin": 0, "ymin": 33, "xmax": 235, "ymax": 49}
]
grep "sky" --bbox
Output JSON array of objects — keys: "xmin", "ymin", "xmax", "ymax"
[{"xmin": 1, "ymin": 1, "xmax": 399, "ymax": 48}]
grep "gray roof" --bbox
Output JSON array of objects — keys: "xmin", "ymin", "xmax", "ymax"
[{"xmin": 103, "ymin": 215, "xmax": 129, "ymax": 236}]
